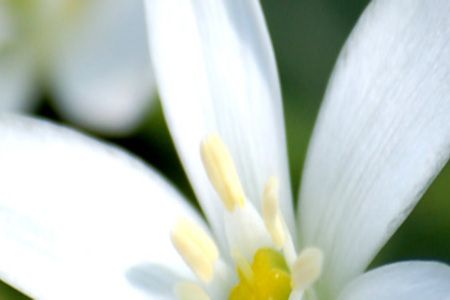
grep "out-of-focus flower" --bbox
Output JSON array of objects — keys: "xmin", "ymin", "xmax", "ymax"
[
  {"xmin": 0, "ymin": 0, "xmax": 450, "ymax": 299},
  {"xmin": 0, "ymin": 0, "xmax": 155, "ymax": 135}
]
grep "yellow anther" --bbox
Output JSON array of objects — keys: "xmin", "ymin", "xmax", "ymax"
[
  {"xmin": 175, "ymin": 282, "xmax": 210, "ymax": 300},
  {"xmin": 201, "ymin": 134, "xmax": 245, "ymax": 211},
  {"xmin": 263, "ymin": 177, "xmax": 285, "ymax": 248},
  {"xmin": 291, "ymin": 247, "xmax": 324, "ymax": 291},
  {"xmin": 171, "ymin": 218, "xmax": 219, "ymax": 282}
]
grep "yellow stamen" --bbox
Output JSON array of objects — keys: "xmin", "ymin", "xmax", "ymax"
[
  {"xmin": 291, "ymin": 247, "xmax": 323, "ymax": 291},
  {"xmin": 171, "ymin": 218, "xmax": 219, "ymax": 282},
  {"xmin": 262, "ymin": 176, "xmax": 286, "ymax": 248},
  {"xmin": 201, "ymin": 134, "xmax": 245, "ymax": 211},
  {"xmin": 175, "ymin": 282, "xmax": 210, "ymax": 300}
]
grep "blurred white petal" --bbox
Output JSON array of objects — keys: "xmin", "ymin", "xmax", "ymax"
[
  {"xmin": 50, "ymin": 0, "xmax": 155, "ymax": 135},
  {"xmin": 337, "ymin": 262, "xmax": 450, "ymax": 300},
  {"xmin": 145, "ymin": 0, "xmax": 294, "ymax": 249},
  {"xmin": 0, "ymin": 115, "xmax": 204, "ymax": 299},
  {"xmin": 299, "ymin": 0, "xmax": 450, "ymax": 297}
]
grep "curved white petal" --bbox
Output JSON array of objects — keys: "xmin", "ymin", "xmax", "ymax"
[
  {"xmin": 145, "ymin": 0, "xmax": 294, "ymax": 249},
  {"xmin": 337, "ymin": 262, "xmax": 450, "ymax": 300},
  {"xmin": 299, "ymin": 0, "xmax": 450, "ymax": 297},
  {"xmin": 50, "ymin": 0, "xmax": 155, "ymax": 135},
  {"xmin": 0, "ymin": 115, "xmax": 205, "ymax": 299}
]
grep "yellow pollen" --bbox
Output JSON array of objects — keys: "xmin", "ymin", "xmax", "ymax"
[
  {"xmin": 175, "ymin": 282, "xmax": 210, "ymax": 300},
  {"xmin": 201, "ymin": 134, "xmax": 246, "ymax": 211},
  {"xmin": 262, "ymin": 176, "xmax": 286, "ymax": 248},
  {"xmin": 171, "ymin": 218, "xmax": 219, "ymax": 282},
  {"xmin": 291, "ymin": 247, "xmax": 324, "ymax": 291},
  {"xmin": 229, "ymin": 248, "xmax": 291, "ymax": 300}
]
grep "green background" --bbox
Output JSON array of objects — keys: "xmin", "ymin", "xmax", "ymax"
[{"xmin": 1, "ymin": 0, "xmax": 449, "ymax": 298}]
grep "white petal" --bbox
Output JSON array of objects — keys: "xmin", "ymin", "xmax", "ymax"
[
  {"xmin": 337, "ymin": 262, "xmax": 450, "ymax": 300},
  {"xmin": 145, "ymin": 0, "xmax": 294, "ymax": 249},
  {"xmin": 50, "ymin": 0, "xmax": 155, "ymax": 135},
  {"xmin": 299, "ymin": 0, "xmax": 450, "ymax": 297},
  {"xmin": 0, "ymin": 115, "xmax": 205, "ymax": 299}
]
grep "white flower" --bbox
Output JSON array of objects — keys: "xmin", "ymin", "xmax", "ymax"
[
  {"xmin": 0, "ymin": 0, "xmax": 450, "ymax": 299},
  {"xmin": 0, "ymin": 0, "xmax": 155, "ymax": 135}
]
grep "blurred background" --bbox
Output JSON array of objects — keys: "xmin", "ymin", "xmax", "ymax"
[{"xmin": 1, "ymin": 0, "xmax": 449, "ymax": 298}]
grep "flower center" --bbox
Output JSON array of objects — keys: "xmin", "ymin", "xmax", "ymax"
[
  {"xmin": 229, "ymin": 248, "xmax": 291, "ymax": 300},
  {"xmin": 171, "ymin": 134, "xmax": 324, "ymax": 300}
]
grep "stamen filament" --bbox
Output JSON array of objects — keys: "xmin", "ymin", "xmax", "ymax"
[
  {"xmin": 232, "ymin": 250, "xmax": 254, "ymax": 282},
  {"xmin": 263, "ymin": 176, "xmax": 286, "ymax": 248},
  {"xmin": 201, "ymin": 134, "xmax": 245, "ymax": 211},
  {"xmin": 171, "ymin": 218, "xmax": 219, "ymax": 282},
  {"xmin": 262, "ymin": 176, "xmax": 297, "ymax": 265}
]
